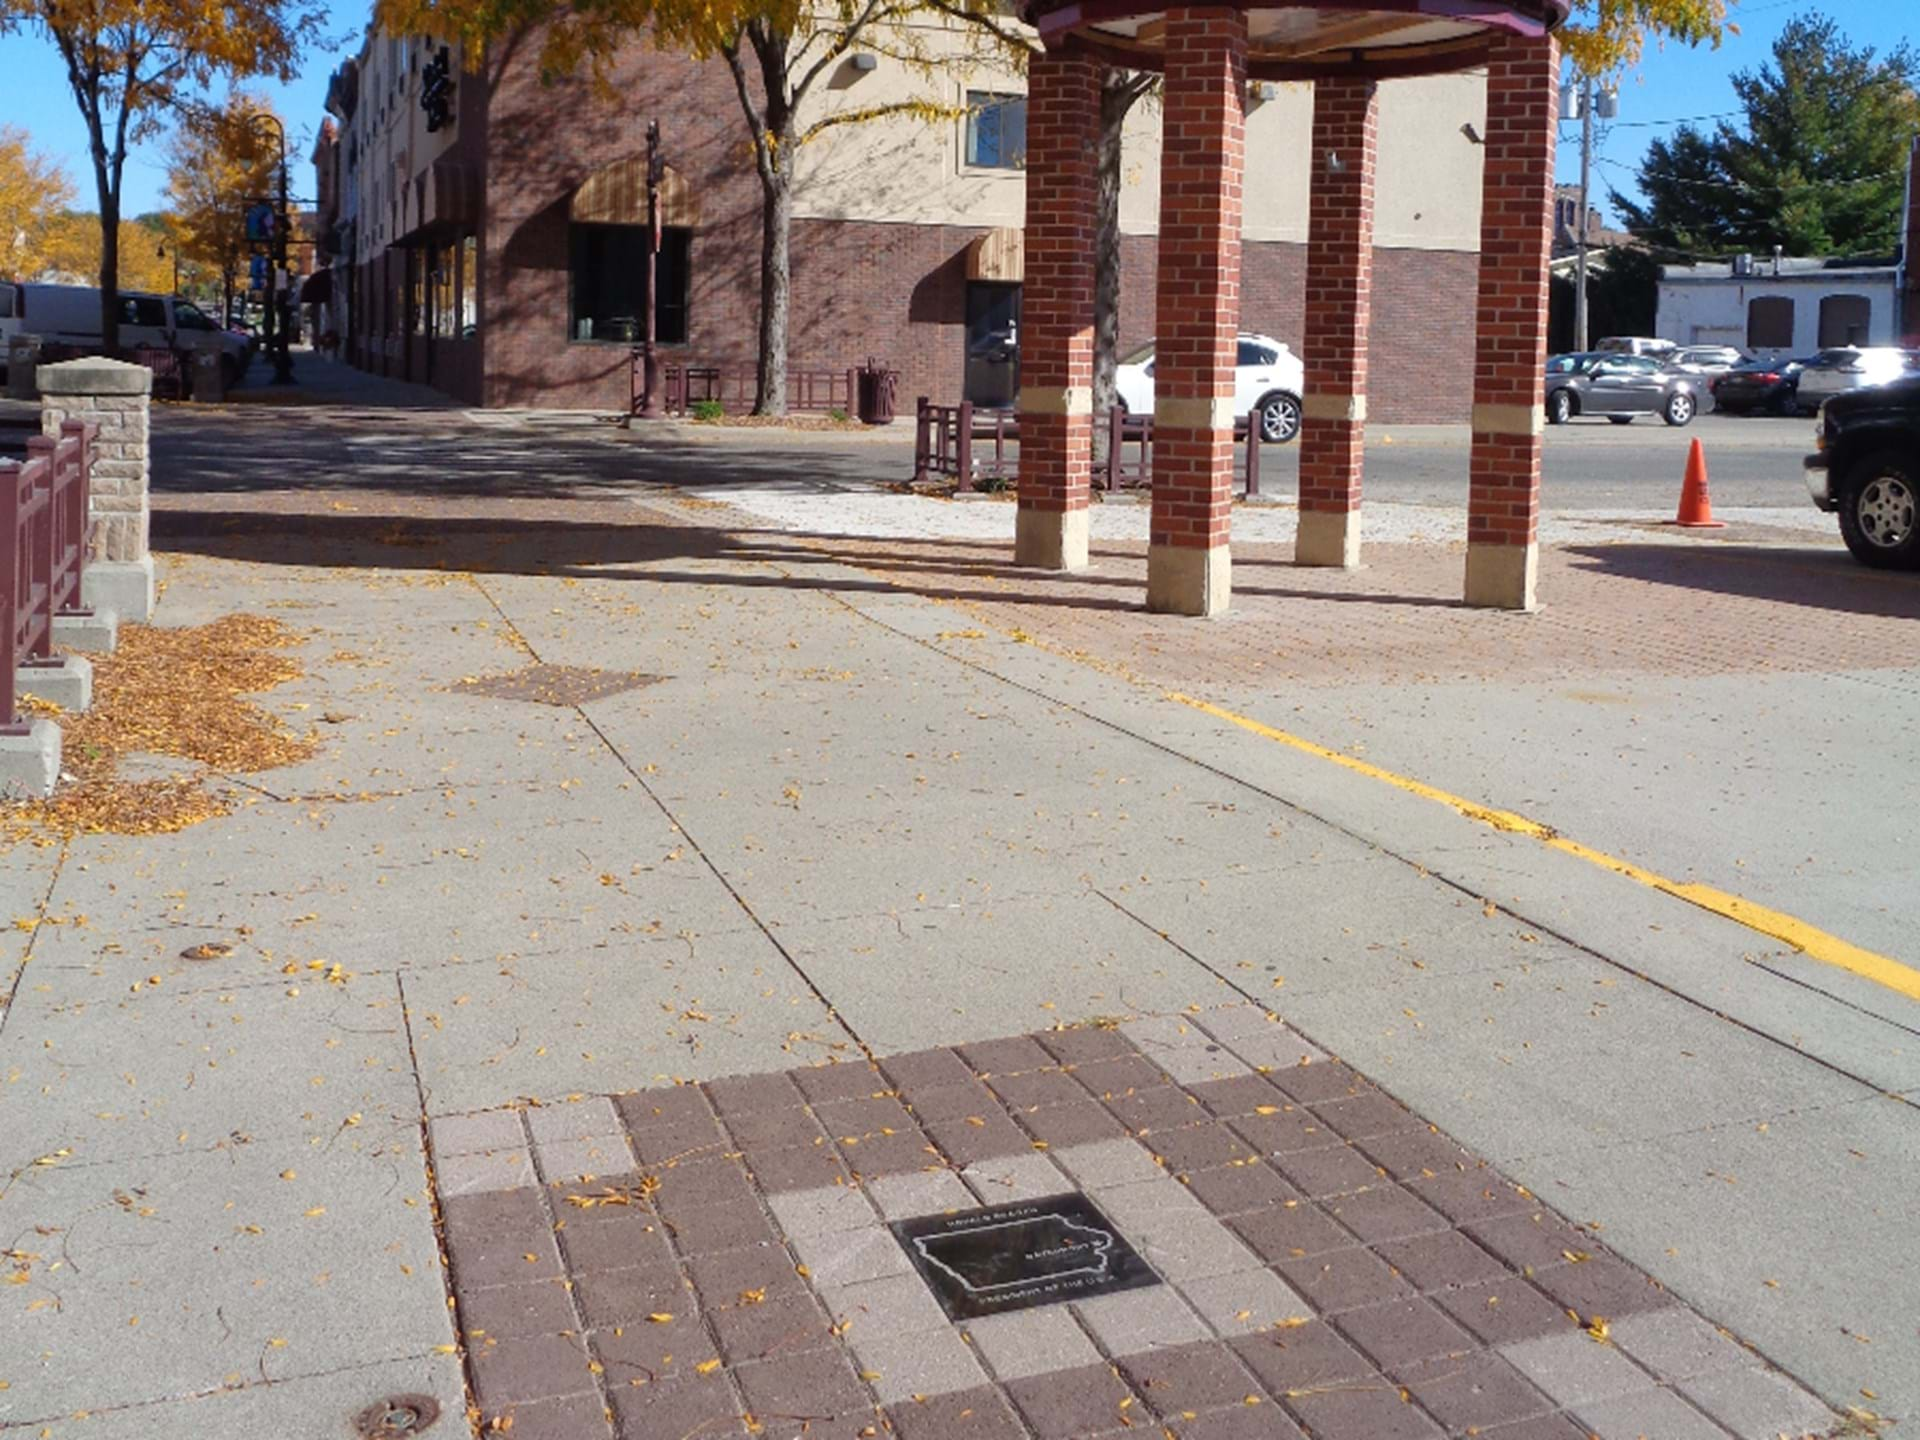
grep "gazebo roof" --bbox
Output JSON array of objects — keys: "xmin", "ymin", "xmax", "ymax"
[{"xmin": 1023, "ymin": 0, "xmax": 1572, "ymax": 81}]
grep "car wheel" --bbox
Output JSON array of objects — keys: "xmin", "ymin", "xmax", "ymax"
[
  {"xmin": 1662, "ymin": 391, "xmax": 1696, "ymax": 426},
  {"xmin": 1607, "ymin": 414, "xmax": 1635, "ymax": 425},
  {"xmin": 1258, "ymin": 392, "xmax": 1301, "ymax": 445},
  {"xmin": 1837, "ymin": 452, "xmax": 1920, "ymax": 569},
  {"xmin": 1546, "ymin": 389, "xmax": 1574, "ymax": 425},
  {"xmin": 1766, "ymin": 390, "xmax": 1795, "ymax": 417}
]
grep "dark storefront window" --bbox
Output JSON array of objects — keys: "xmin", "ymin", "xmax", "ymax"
[
  {"xmin": 460, "ymin": 235, "xmax": 478, "ymax": 338},
  {"xmin": 965, "ymin": 92, "xmax": 1027, "ymax": 170},
  {"xmin": 433, "ymin": 243, "xmax": 457, "ymax": 337},
  {"xmin": 409, "ymin": 248, "xmax": 428, "ymax": 335},
  {"xmin": 568, "ymin": 224, "xmax": 689, "ymax": 344}
]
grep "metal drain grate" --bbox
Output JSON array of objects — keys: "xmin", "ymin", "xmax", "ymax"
[{"xmin": 353, "ymin": 1394, "xmax": 441, "ymax": 1437}]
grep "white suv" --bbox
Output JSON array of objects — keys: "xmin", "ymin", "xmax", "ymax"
[{"xmin": 1115, "ymin": 333, "xmax": 1306, "ymax": 444}]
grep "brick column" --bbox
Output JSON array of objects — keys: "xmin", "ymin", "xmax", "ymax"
[
  {"xmin": 1014, "ymin": 47, "xmax": 1101, "ymax": 572},
  {"xmin": 37, "ymin": 358, "xmax": 155, "ymax": 622},
  {"xmin": 1465, "ymin": 33, "xmax": 1557, "ymax": 610},
  {"xmin": 1296, "ymin": 79, "xmax": 1378, "ymax": 569},
  {"xmin": 1147, "ymin": 8, "xmax": 1247, "ymax": 617}
]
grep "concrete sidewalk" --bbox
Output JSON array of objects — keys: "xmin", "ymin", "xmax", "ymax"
[{"xmin": 0, "ymin": 455, "xmax": 1912, "ymax": 1436}]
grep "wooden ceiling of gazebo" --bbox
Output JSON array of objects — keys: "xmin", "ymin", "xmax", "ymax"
[{"xmin": 1024, "ymin": 0, "xmax": 1571, "ymax": 80}]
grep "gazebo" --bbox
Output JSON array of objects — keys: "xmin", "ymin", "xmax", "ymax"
[{"xmin": 1012, "ymin": 0, "xmax": 1574, "ymax": 614}]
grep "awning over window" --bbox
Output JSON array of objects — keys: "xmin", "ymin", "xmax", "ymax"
[
  {"xmin": 966, "ymin": 227, "xmax": 1023, "ymax": 283},
  {"xmin": 571, "ymin": 158, "xmax": 697, "ymax": 228},
  {"xmin": 401, "ymin": 159, "xmax": 478, "ymax": 240},
  {"xmin": 299, "ymin": 268, "xmax": 333, "ymax": 304}
]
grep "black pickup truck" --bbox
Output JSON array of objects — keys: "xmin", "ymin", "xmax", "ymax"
[{"xmin": 1805, "ymin": 375, "xmax": 1920, "ymax": 568}]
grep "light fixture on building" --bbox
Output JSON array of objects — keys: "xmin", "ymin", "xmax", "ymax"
[
  {"xmin": 1247, "ymin": 80, "xmax": 1278, "ymax": 109},
  {"xmin": 1326, "ymin": 150, "xmax": 1345, "ymax": 173},
  {"xmin": 1460, "ymin": 122, "xmax": 1483, "ymax": 146},
  {"xmin": 850, "ymin": 52, "xmax": 878, "ymax": 72}
]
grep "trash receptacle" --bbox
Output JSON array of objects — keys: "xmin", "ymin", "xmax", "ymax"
[
  {"xmin": 6, "ymin": 334, "xmax": 41, "ymax": 401},
  {"xmin": 855, "ymin": 358, "xmax": 896, "ymax": 425},
  {"xmin": 193, "ymin": 349, "xmax": 227, "ymax": 403}
]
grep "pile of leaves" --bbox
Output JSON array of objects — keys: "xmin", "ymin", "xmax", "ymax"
[{"xmin": 3, "ymin": 615, "xmax": 316, "ymax": 841}]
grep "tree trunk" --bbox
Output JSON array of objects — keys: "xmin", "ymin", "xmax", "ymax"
[
  {"xmin": 754, "ymin": 142, "xmax": 794, "ymax": 417},
  {"xmin": 98, "ymin": 191, "xmax": 121, "ymax": 353},
  {"xmin": 1091, "ymin": 73, "xmax": 1148, "ymax": 452}
]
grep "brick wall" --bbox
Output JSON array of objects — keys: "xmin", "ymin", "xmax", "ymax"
[{"xmin": 343, "ymin": 22, "xmax": 1479, "ymax": 421}]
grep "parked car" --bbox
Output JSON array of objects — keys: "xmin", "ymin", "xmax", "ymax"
[
  {"xmin": 1544, "ymin": 352, "xmax": 1702, "ymax": 426},
  {"xmin": 1668, "ymin": 345, "xmax": 1749, "ymax": 380},
  {"xmin": 1115, "ymin": 333, "xmax": 1305, "ymax": 444},
  {"xmin": 1804, "ymin": 374, "xmax": 1920, "ymax": 568},
  {"xmin": 1711, "ymin": 356, "xmax": 1813, "ymax": 416},
  {"xmin": 1792, "ymin": 347, "xmax": 1920, "ymax": 412},
  {"xmin": 4, "ymin": 282, "xmax": 250, "ymax": 387},
  {"xmin": 1594, "ymin": 336, "xmax": 1678, "ymax": 359}
]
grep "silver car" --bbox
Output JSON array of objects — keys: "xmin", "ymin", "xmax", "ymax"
[{"xmin": 1794, "ymin": 348, "xmax": 1919, "ymax": 412}]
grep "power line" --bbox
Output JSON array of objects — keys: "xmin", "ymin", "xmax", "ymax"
[{"xmin": 1596, "ymin": 153, "xmax": 1904, "ymax": 195}]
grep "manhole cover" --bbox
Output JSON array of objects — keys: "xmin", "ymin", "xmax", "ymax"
[
  {"xmin": 353, "ymin": 1394, "xmax": 440, "ymax": 1438},
  {"xmin": 449, "ymin": 664, "xmax": 664, "ymax": 707},
  {"xmin": 893, "ymin": 1193, "xmax": 1158, "ymax": 1321}
]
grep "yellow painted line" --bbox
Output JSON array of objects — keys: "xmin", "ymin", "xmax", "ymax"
[{"xmin": 1168, "ymin": 692, "xmax": 1920, "ymax": 1003}]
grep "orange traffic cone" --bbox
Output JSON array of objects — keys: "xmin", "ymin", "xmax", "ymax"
[{"xmin": 1671, "ymin": 438, "xmax": 1727, "ymax": 528}]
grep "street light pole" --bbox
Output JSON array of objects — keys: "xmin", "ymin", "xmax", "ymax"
[
  {"xmin": 249, "ymin": 111, "xmax": 295, "ymax": 385},
  {"xmin": 636, "ymin": 119, "xmax": 665, "ymax": 419}
]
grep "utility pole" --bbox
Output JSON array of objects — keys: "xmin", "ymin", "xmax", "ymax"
[{"xmin": 1574, "ymin": 73, "xmax": 1594, "ymax": 354}]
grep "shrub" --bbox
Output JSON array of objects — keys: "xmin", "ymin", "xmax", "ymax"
[
  {"xmin": 690, "ymin": 400, "xmax": 725, "ymax": 422},
  {"xmin": 827, "ymin": 406, "xmax": 850, "ymax": 423}
]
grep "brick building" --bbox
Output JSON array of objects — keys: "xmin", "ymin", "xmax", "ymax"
[{"xmin": 315, "ymin": 18, "xmax": 1501, "ymax": 418}]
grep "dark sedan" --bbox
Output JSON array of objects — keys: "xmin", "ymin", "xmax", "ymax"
[
  {"xmin": 1711, "ymin": 356, "xmax": 1813, "ymax": 416},
  {"xmin": 1545, "ymin": 353, "xmax": 1702, "ymax": 427}
]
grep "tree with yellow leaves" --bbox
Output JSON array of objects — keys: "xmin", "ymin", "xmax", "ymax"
[
  {"xmin": 1561, "ymin": 0, "xmax": 1736, "ymax": 77},
  {"xmin": 383, "ymin": 0, "xmax": 972, "ymax": 414},
  {"xmin": 0, "ymin": 126, "xmax": 79, "ymax": 280},
  {"xmin": 163, "ymin": 95, "xmax": 280, "ymax": 323},
  {"xmin": 0, "ymin": 0, "xmax": 323, "ymax": 349},
  {"xmin": 37, "ymin": 210, "xmax": 175, "ymax": 293}
]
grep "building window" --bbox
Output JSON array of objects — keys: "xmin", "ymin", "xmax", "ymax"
[
  {"xmin": 1747, "ymin": 295, "xmax": 1794, "ymax": 349},
  {"xmin": 432, "ymin": 244, "xmax": 457, "ymax": 337},
  {"xmin": 568, "ymin": 223, "xmax": 690, "ymax": 344},
  {"xmin": 460, "ymin": 234, "xmax": 478, "ymax": 338},
  {"xmin": 965, "ymin": 92, "xmax": 1027, "ymax": 170},
  {"xmin": 409, "ymin": 247, "xmax": 427, "ymax": 335},
  {"xmin": 1818, "ymin": 294, "xmax": 1870, "ymax": 348}
]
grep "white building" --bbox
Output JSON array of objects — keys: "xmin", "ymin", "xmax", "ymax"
[{"xmin": 1657, "ymin": 256, "xmax": 1901, "ymax": 358}]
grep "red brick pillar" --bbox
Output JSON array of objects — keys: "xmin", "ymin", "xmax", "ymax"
[
  {"xmin": 1147, "ymin": 8, "xmax": 1247, "ymax": 617},
  {"xmin": 1466, "ymin": 32, "xmax": 1558, "ymax": 609},
  {"xmin": 1015, "ymin": 47, "xmax": 1101, "ymax": 571},
  {"xmin": 1296, "ymin": 78, "xmax": 1378, "ymax": 569}
]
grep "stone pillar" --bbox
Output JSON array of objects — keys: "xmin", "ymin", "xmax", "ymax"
[
  {"xmin": 1014, "ymin": 47, "xmax": 1102, "ymax": 572},
  {"xmin": 1147, "ymin": 8, "xmax": 1247, "ymax": 617},
  {"xmin": 1465, "ymin": 33, "xmax": 1557, "ymax": 611},
  {"xmin": 1296, "ymin": 79, "xmax": 1378, "ymax": 569},
  {"xmin": 38, "ymin": 358, "xmax": 155, "ymax": 622}
]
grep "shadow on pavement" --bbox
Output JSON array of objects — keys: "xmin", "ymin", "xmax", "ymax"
[
  {"xmin": 1564, "ymin": 543, "xmax": 1920, "ymax": 620},
  {"xmin": 148, "ymin": 505, "xmax": 1473, "ymax": 615}
]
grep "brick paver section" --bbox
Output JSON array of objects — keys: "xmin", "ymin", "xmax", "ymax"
[{"xmin": 429, "ymin": 1007, "xmax": 1837, "ymax": 1440}]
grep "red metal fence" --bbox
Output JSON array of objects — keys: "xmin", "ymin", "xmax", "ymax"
[
  {"xmin": 912, "ymin": 399, "xmax": 1264, "ymax": 496},
  {"xmin": 1, "ymin": 421, "xmax": 93, "ymax": 732}
]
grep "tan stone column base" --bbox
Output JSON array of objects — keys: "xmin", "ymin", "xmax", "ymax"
[
  {"xmin": 1014, "ymin": 508, "xmax": 1091, "ymax": 572},
  {"xmin": 1295, "ymin": 509, "xmax": 1362, "ymax": 568},
  {"xmin": 1464, "ymin": 541, "xmax": 1538, "ymax": 611},
  {"xmin": 1146, "ymin": 543, "xmax": 1231, "ymax": 617}
]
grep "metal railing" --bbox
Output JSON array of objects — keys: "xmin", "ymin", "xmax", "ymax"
[
  {"xmin": 1, "ymin": 421, "xmax": 93, "ymax": 731},
  {"xmin": 639, "ymin": 361, "xmax": 861, "ymax": 417},
  {"xmin": 912, "ymin": 399, "xmax": 1264, "ymax": 496}
]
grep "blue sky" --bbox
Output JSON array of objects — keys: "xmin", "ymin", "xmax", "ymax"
[{"xmin": 0, "ymin": 0, "xmax": 1912, "ymax": 220}]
